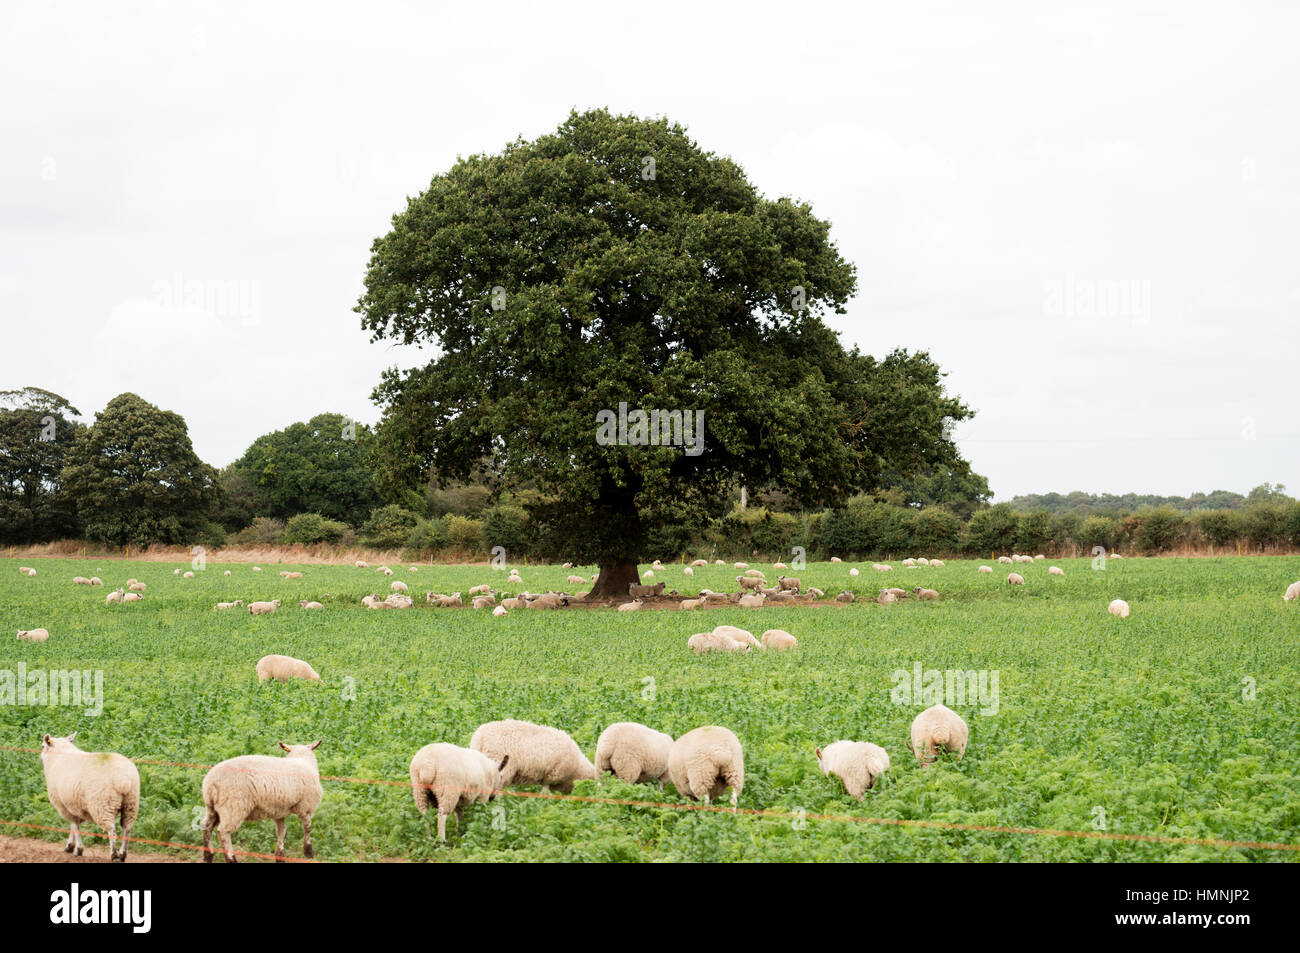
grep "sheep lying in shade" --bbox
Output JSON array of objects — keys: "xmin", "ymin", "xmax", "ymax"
[
  {"xmin": 760, "ymin": 628, "xmax": 797, "ymax": 651},
  {"xmin": 201, "ymin": 741, "xmax": 323, "ymax": 863},
  {"xmin": 410, "ymin": 743, "xmax": 508, "ymax": 843},
  {"xmin": 617, "ymin": 599, "xmax": 644, "ymax": 612},
  {"xmin": 909, "ymin": 704, "xmax": 969, "ymax": 766},
  {"xmin": 594, "ymin": 723, "xmax": 673, "ymax": 786},
  {"xmin": 1108, "ymin": 599, "xmax": 1131, "ymax": 618},
  {"xmin": 816, "ymin": 741, "xmax": 889, "ymax": 799},
  {"xmin": 17, "ymin": 628, "xmax": 50, "ymax": 642},
  {"xmin": 469, "ymin": 719, "xmax": 598, "ymax": 794},
  {"xmin": 256, "ymin": 655, "xmax": 321, "ymax": 684},
  {"xmin": 668, "ymin": 726, "xmax": 744, "ymax": 809},
  {"xmin": 40, "ymin": 733, "xmax": 139, "ymax": 861}
]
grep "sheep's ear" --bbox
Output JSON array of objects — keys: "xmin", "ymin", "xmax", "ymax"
[
  {"xmin": 814, "ymin": 747, "xmax": 822, "ymax": 761},
  {"xmin": 279, "ymin": 741, "xmax": 291, "ymax": 752},
  {"xmin": 309, "ymin": 739, "xmax": 322, "ymax": 750},
  {"xmin": 43, "ymin": 734, "xmax": 52, "ymax": 746},
  {"xmin": 498, "ymin": 754, "xmax": 509, "ymax": 771}
]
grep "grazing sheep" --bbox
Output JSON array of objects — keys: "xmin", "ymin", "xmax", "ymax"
[
  {"xmin": 561, "ymin": 562, "xmax": 574, "ymax": 569},
  {"xmin": 390, "ymin": 580, "xmax": 409, "ymax": 593},
  {"xmin": 256, "ymin": 654, "xmax": 321, "ymax": 684},
  {"xmin": 224, "ymin": 570, "xmax": 231, "ymax": 576},
  {"xmin": 252, "ymin": 566, "xmax": 262, "ymax": 572},
  {"xmin": 595, "ymin": 723, "xmax": 674, "ymax": 786},
  {"xmin": 744, "ymin": 569, "xmax": 766, "ymax": 578},
  {"xmin": 997, "ymin": 556, "xmax": 1012, "ymax": 564},
  {"xmin": 909, "ymin": 704, "xmax": 969, "ymax": 766},
  {"xmin": 355, "ymin": 560, "xmax": 368, "ymax": 568},
  {"xmin": 1108, "ymin": 599, "xmax": 1131, "ymax": 618},
  {"xmin": 127, "ymin": 582, "xmax": 146, "ymax": 592},
  {"xmin": 40, "ymin": 733, "xmax": 139, "ymax": 862},
  {"xmin": 73, "ymin": 576, "xmax": 92, "ymax": 585},
  {"xmin": 469, "ymin": 719, "xmax": 598, "ymax": 794},
  {"xmin": 978, "ymin": 565, "xmax": 992, "ymax": 573},
  {"xmin": 816, "ymin": 741, "xmax": 890, "ymax": 799},
  {"xmin": 930, "ymin": 559, "xmax": 945, "ymax": 568},
  {"xmin": 106, "ymin": 589, "xmax": 124, "ymax": 605},
  {"xmin": 1285, "ymin": 581, "xmax": 1300, "ymax": 602},
  {"xmin": 566, "ymin": 575, "xmax": 587, "ymax": 585},
  {"xmin": 183, "ymin": 571, "xmax": 195, "ymax": 579},
  {"xmin": 738, "ymin": 592, "xmax": 766, "ymax": 608},
  {"xmin": 492, "ymin": 605, "xmax": 508, "ymax": 617},
  {"xmin": 901, "ymin": 558, "xmax": 916, "ymax": 568},
  {"xmin": 122, "ymin": 592, "xmax": 143, "ymax": 603},
  {"xmin": 174, "ymin": 568, "xmax": 182, "ymax": 576},
  {"xmin": 17, "ymin": 628, "xmax": 50, "ymax": 642},
  {"xmin": 691, "ymin": 559, "xmax": 708, "ymax": 567},
  {"xmin": 872, "ymin": 563, "xmax": 891, "ymax": 572},
  {"xmin": 683, "ymin": 566, "xmax": 694, "ymax": 577},
  {"xmin": 913, "ymin": 587, "xmax": 940, "ymax": 601},
  {"xmin": 835, "ymin": 591, "xmax": 855, "ymax": 603},
  {"xmin": 760, "ymin": 628, "xmax": 797, "ymax": 651},
  {"xmin": 201, "ymin": 741, "xmax": 323, "ymax": 863},
  {"xmin": 736, "ymin": 575, "xmax": 763, "ymax": 591},
  {"xmin": 712, "ymin": 625, "xmax": 761, "ymax": 648},
  {"xmin": 773, "ymin": 561, "xmax": 788, "ymax": 570},
  {"xmin": 830, "ymin": 557, "xmax": 842, "ymax": 563},
  {"xmin": 409, "ymin": 743, "xmax": 507, "ymax": 843},
  {"xmin": 299, "ymin": 601, "xmax": 324, "ymax": 610},
  {"xmin": 248, "ymin": 600, "xmax": 281, "ymax": 615},
  {"xmin": 687, "ymin": 631, "xmax": 747, "ymax": 654},
  {"xmin": 733, "ymin": 562, "xmax": 748, "ymax": 570},
  {"xmin": 617, "ymin": 599, "xmax": 644, "ymax": 612},
  {"xmin": 1007, "ymin": 573, "xmax": 1025, "ymax": 586},
  {"xmin": 88, "ymin": 577, "xmax": 102, "ymax": 586},
  {"xmin": 1034, "ymin": 554, "xmax": 1046, "ymax": 560},
  {"xmin": 713, "ymin": 559, "xmax": 725, "ymax": 565},
  {"xmin": 777, "ymin": 576, "xmax": 801, "ymax": 592},
  {"xmin": 281, "ymin": 571, "xmax": 303, "ymax": 580},
  {"xmin": 1048, "ymin": 566, "xmax": 1064, "ymax": 577},
  {"xmin": 629, "ymin": 581, "xmax": 666, "ymax": 598},
  {"xmin": 668, "ymin": 727, "xmax": 744, "ymax": 808},
  {"xmin": 215, "ymin": 601, "xmax": 244, "ymax": 610}
]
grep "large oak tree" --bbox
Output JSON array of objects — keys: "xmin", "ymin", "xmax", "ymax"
[{"xmin": 357, "ymin": 109, "xmax": 974, "ymax": 596}]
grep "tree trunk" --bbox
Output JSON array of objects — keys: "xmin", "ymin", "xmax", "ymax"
[{"xmin": 588, "ymin": 559, "xmax": 641, "ymax": 601}]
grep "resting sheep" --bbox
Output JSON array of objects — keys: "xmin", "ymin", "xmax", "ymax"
[
  {"xmin": 978, "ymin": 565, "xmax": 992, "ymax": 573},
  {"xmin": 760, "ymin": 628, "xmax": 797, "ymax": 651},
  {"xmin": 909, "ymin": 704, "xmax": 969, "ymax": 766},
  {"xmin": 629, "ymin": 581, "xmax": 666, "ymax": 598},
  {"xmin": 409, "ymin": 743, "xmax": 508, "ymax": 843},
  {"xmin": 667, "ymin": 726, "xmax": 744, "ymax": 809},
  {"xmin": 1108, "ymin": 599, "xmax": 1131, "ymax": 618},
  {"xmin": 594, "ymin": 723, "xmax": 673, "ymax": 786},
  {"xmin": 816, "ymin": 741, "xmax": 889, "ymax": 799},
  {"xmin": 738, "ymin": 593, "xmax": 765, "ymax": 608},
  {"xmin": 712, "ymin": 625, "xmax": 761, "ymax": 648},
  {"xmin": 256, "ymin": 654, "xmax": 321, "ymax": 683},
  {"xmin": 40, "ymin": 733, "xmax": 139, "ymax": 861},
  {"xmin": 201, "ymin": 741, "xmax": 323, "ymax": 862},
  {"xmin": 913, "ymin": 587, "xmax": 940, "ymax": 601},
  {"xmin": 617, "ymin": 599, "xmax": 644, "ymax": 612},
  {"xmin": 687, "ymin": 631, "xmax": 748, "ymax": 654},
  {"xmin": 17, "ymin": 627, "xmax": 50, "ymax": 642},
  {"xmin": 835, "ymin": 591, "xmax": 855, "ymax": 603},
  {"xmin": 1048, "ymin": 566, "xmax": 1064, "ymax": 576},
  {"xmin": 469, "ymin": 719, "xmax": 598, "ymax": 793}
]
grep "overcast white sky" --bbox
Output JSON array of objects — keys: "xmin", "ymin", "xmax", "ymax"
[{"xmin": 2, "ymin": 0, "xmax": 1296, "ymax": 500}]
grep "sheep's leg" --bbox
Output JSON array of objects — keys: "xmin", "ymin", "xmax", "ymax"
[
  {"xmin": 201, "ymin": 807, "xmax": 217, "ymax": 863},
  {"xmin": 98, "ymin": 813, "xmax": 118, "ymax": 862},
  {"xmin": 273, "ymin": 817, "xmax": 287, "ymax": 862},
  {"xmin": 437, "ymin": 811, "xmax": 448, "ymax": 843},
  {"xmin": 454, "ymin": 805, "xmax": 464, "ymax": 828},
  {"xmin": 300, "ymin": 812, "xmax": 313, "ymax": 858},
  {"xmin": 63, "ymin": 823, "xmax": 76, "ymax": 854},
  {"xmin": 69, "ymin": 821, "xmax": 83, "ymax": 856},
  {"xmin": 219, "ymin": 830, "xmax": 237, "ymax": 863},
  {"xmin": 118, "ymin": 798, "xmax": 137, "ymax": 862}
]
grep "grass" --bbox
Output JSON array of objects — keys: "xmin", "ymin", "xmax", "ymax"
[{"xmin": 1, "ymin": 555, "xmax": 1298, "ymax": 862}]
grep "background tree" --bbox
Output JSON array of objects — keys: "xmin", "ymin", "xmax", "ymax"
[
  {"xmin": 357, "ymin": 109, "xmax": 975, "ymax": 596},
  {"xmin": 60, "ymin": 393, "xmax": 219, "ymax": 546},
  {"xmin": 227, "ymin": 412, "xmax": 381, "ymax": 527},
  {"xmin": 0, "ymin": 387, "xmax": 84, "ymax": 543}
]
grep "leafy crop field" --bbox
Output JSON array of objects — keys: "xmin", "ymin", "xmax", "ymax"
[{"xmin": 1, "ymin": 555, "xmax": 1298, "ymax": 862}]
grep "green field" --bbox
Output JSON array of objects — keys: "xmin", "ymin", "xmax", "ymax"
[{"xmin": 2, "ymin": 555, "xmax": 1298, "ymax": 862}]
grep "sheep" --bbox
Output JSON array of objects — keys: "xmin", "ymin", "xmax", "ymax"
[
  {"xmin": 363, "ymin": 594, "xmax": 392, "ymax": 610},
  {"xmin": 760, "ymin": 628, "xmax": 797, "ymax": 651},
  {"xmin": 712, "ymin": 624, "xmax": 761, "ymax": 649},
  {"xmin": 733, "ymin": 562, "xmax": 749, "ymax": 570},
  {"xmin": 687, "ymin": 631, "xmax": 747, "ymax": 654},
  {"xmin": 73, "ymin": 576, "xmax": 92, "ymax": 585},
  {"xmin": 807, "ymin": 587, "xmax": 825, "ymax": 598},
  {"xmin": 409, "ymin": 566, "xmax": 419, "ymax": 573},
  {"xmin": 930, "ymin": 559, "xmax": 945, "ymax": 568},
  {"xmin": 355, "ymin": 560, "xmax": 368, "ymax": 568},
  {"xmin": 917, "ymin": 557, "xmax": 930, "ymax": 566},
  {"xmin": 830, "ymin": 557, "xmax": 842, "ymax": 563},
  {"xmin": 1285, "ymin": 581, "xmax": 1300, "ymax": 602},
  {"xmin": 472, "ymin": 595, "xmax": 495, "ymax": 610},
  {"xmin": 299, "ymin": 601, "xmax": 324, "ymax": 610},
  {"xmin": 1007, "ymin": 573, "xmax": 1025, "ymax": 586},
  {"xmin": 280, "ymin": 571, "xmax": 303, "ymax": 579},
  {"xmin": 680, "ymin": 598, "xmax": 703, "ymax": 610},
  {"xmin": 913, "ymin": 587, "xmax": 940, "ymax": 601},
  {"xmin": 561, "ymin": 562, "xmax": 573, "ymax": 569},
  {"xmin": 872, "ymin": 563, "xmax": 891, "ymax": 572},
  {"xmin": 183, "ymin": 571, "xmax": 195, "ymax": 579},
  {"xmin": 525, "ymin": 592, "xmax": 564, "ymax": 609},
  {"xmin": 909, "ymin": 704, "xmax": 969, "ymax": 766},
  {"xmin": 215, "ymin": 601, "xmax": 244, "ymax": 610},
  {"xmin": 248, "ymin": 600, "xmax": 281, "ymax": 615},
  {"xmin": 849, "ymin": 568, "xmax": 860, "ymax": 577},
  {"xmin": 469, "ymin": 719, "xmax": 598, "ymax": 794},
  {"xmin": 466, "ymin": 584, "xmax": 491, "ymax": 596},
  {"xmin": 19, "ymin": 566, "xmax": 34, "ymax": 574},
  {"xmin": 1108, "ymin": 599, "xmax": 1131, "ymax": 618},
  {"xmin": 493, "ymin": 605, "xmax": 508, "ymax": 617},
  {"xmin": 773, "ymin": 561, "xmax": 788, "ymax": 570},
  {"xmin": 39, "ymin": 733, "xmax": 139, "ymax": 862},
  {"xmin": 835, "ymin": 591, "xmax": 855, "ymax": 603},
  {"xmin": 595, "ymin": 723, "xmax": 674, "ymax": 786},
  {"xmin": 978, "ymin": 565, "xmax": 993, "ymax": 573},
  {"xmin": 1034, "ymin": 554, "xmax": 1046, "ymax": 560},
  {"xmin": 877, "ymin": 590, "xmax": 897, "ymax": 605},
  {"xmin": 744, "ymin": 569, "xmax": 766, "ymax": 578},
  {"xmin": 738, "ymin": 593, "xmax": 766, "ymax": 608},
  {"xmin": 777, "ymin": 575, "xmax": 801, "ymax": 592},
  {"xmin": 667, "ymin": 726, "xmax": 744, "ymax": 809},
  {"xmin": 390, "ymin": 580, "xmax": 409, "ymax": 593},
  {"xmin": 223, "ymin": 570, "xmax": 231, "ymax": 576},
  {"xmin": 736, "ymin": 575, "xmax": 764, "ymax": 591},
  {"xmin": 201, "ymin": 741, "xmax": 323, "ymax": 863},
  {"xmin": 683, "ymin": 566, "xmax": 694, "ymax": 577},
  {"xmin": 105, "ymin": 589, "xmax": 124, "ymax": 605},
  {"xmin": 174, "ymin": 568, "xmax": 182, "ymax": 576},
  {"xmin": 997, "ymin": 556, "xmax": 1013, "ymax": 564},
  {"xmin": 256, "ymin": 654, "xmax": 321, "ymax": 684},
  {"xmin": 629, "ymin": 581, "xmax": 666, "ymax": 598},
  {"xmin": 816, "ymin": 741, "xmax": 890, "ymax": 799},
  {"xmin": 17, "ymin": 628, "xmax": 50, "ymax": 642},
  {"xmin": 617, "ymin": 599, "xmax": 644, "ymax": 612},
  {"xmin": 642, "ymin": 570, "xmax": 655, "ymax": 579},
  {"xmin": 567, "ymin": 575, "xmax": 587, "ymax": 585},
  {"xmin": 434, "ymin": 593, "xmax": 463, "ymax": 608},
  {"xmin": 701, "ymin": 591, "xmax": 729, "ymax": 605},
  {"xmin": 409, "ymin": 743, "xmax": 508, "ymax": 843},
  {"xmin": 713, "ymin": 559, "xmax": 725, "ymax": 565},
  {"xmin": 252, "ymin": 566, "xmax": 262, "ymax": 572},
  {"xmin": 885, "ymin": 588, "xmax": 909, "ymax": 599},
  {"xmin": 901, "ymin": 558, "xmax": 916, "ymax": 568},
  {"xmin": 768, "ymin": 591, "xmax": 796, "ymax": 604},
  {"xmin": 127, "ymin": 582, "xmax": 146, "ymax": 592},
  {"xmin": 88, "ymin": 577, "xmax": 102, "ymax": 586},
  {"xmin": 500, "ymin": 596, "xmax": 526, "ymax": 610},
  {"xmin": 122, "ymin": 592, "xmax": 143, "ymax": 603},
  {"xmin": 691, "ymin": 559, "xmax": 708, "ymax": 567},
  {"xmin": 1048, "ymin": 566, "xmax": 1064, "ymax": 577}
]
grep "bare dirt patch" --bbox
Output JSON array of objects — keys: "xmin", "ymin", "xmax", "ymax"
[{"xmin": 0, "ymin": 833, "xmax": 192, "ymax": 863}]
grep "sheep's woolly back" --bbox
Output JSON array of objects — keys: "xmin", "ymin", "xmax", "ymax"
[
  {"xmin": 201, "ymin": 748, "xmax": 322, "ymax": 821},
  {"xmin": 909, "ymin": 704, "xmax": 969, "ymax": 765},
  {"xmin": 1108, "ymin": 599, "xmax": 1131, "ymax": 618},
  {"xmin": 668, "ymin": 726, "xmax": 744, "ymax": 804},
  {"xmin": 40, "ymin": 736, "xmax": 140, "ymax": 833},
  {"xmin": 469, "ymin": 719, "xmax": 597, "ymax": 792},
  {"xmin": 409, "ymin": 743, "xmax": 502, "ymax": 816},
  {"xmin": 817, "ymin": 740, "xmax": 890, "ymax": 799},
  {"xmin": 1007, "ymin": 573, "xmax": 1025, "ymax": 585},
  {"xmin": 17, "ymin": 628, "xmax": 50, "ymax": 642},
  {"xmin": 711, "ymin": 625, "xmax": 760, "ymax": 648},
  {"xmin": 687, "ymin": 631, "xmax": 747, "ymax": 654},
  {"xmin": 760, "ymin": 629, "xmax": 797, "ymax": 651},
  {"xmin": 594, "ymin": 722, "xmax": 674, "ymax": 785},
  {"xmin": 255, "ymin": 654, "xmax": 321, "ymax": 683},
  {"xmin": 1283, "ymin": 581, "xmax": 1300, "ymax": 602}
]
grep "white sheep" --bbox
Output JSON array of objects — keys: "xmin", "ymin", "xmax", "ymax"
[
  {"xmin": 127, "ymin": 581, "xmax": 146, "ymax": 592},
  {"xmin": 248, "ymin": 600, "xmax": 281, "ymax": 615},
  {"xmin": 492, "ymin": 605, "xmax": 508, "ymax": 617},
  {"xmin": 40, "ymin": 733, "xmax": 139, "ymax": 861},
  {"xmin": 830, "ymin": 557, "xmax": 842, "ymax": 563},
  {"xmin": 472, "ymin": 595, "xmax": 495, "ymax": 610},
  {"xmin": 73, "ymin": 576, "xmax": 91, "ymax": 585},
  {"xmin": 88, "ymin": 577, "xmax": 102, "ymax": 586},
  {"xmin": 215, "ymin": 601, "xmax": 244, "ymax": 610},
  {"xmin": 816, "ymin": 741, "xmax": 890, "ymax": 799},
  {"xmin": 105, "ymin": 589, "xmax": 123, "ymax": 604},
  {"xmin": 978, "ymin": 565, "xmax": 992, "ymax": 573},
  {"xmin": 122, "ymin": 592, "xmax": 143, "ymax": 603},
  {"xmin": 733, "ymin": 562, "xmax": 749, "ymax": 570},
  {"xmin": 355, "ymin": 560, "xmax": 368, "ymax": 568},
  {"xmin": 687, "ymin": 631, "xmax": 747, "ymax": 654},
  {"xmin": 201, "ymin": 741, "xmax": 323, "ymax": 863},
  {"xmin": 807, "ymin": 587, "xmax": 825, "ymax": 598},
  {"xmin": 362, "ymin": 594, "xmax": 392, "ymax": 610},
  {"xmin": 17, "ymin": 627, "xmax": 50, "ymax": 642},
  {"xmin": 913, "ymin": 587, "xmax": 940, "ymax": 601},
  {"xmin": 930, "ymin": 559, "xmax": 945, "ymax": 568},
  {"xmin": 173, "ymin": 568, "xmax": 181, "ymax": 576},
  {"xmin": 877, "ymin": 590, "xmax": 897, "ymax": 605},
  {"xmin": 997, "ymin": 555, "xmax": 1012, "ymax": 564},
  {"xmin": 848, "ymin": 568, "xmax": 860, "ymax": 578},
  {"xmin": 680, "ymin": 598, "xmax": 703, "ymax": 610},
  {"xmin": 642, "ymin": 570, "xmax": 655, "ymax": 579},
  {"xmin": 917, "ymin": 557, "xmax": 930, "ymax": 566},
  {"xmin": 691, "ymin": 559, "xmax": 708, "ymax": 567},
  {"xmin": 390, "ymin": 580, "xmax": 409, "ymax": 593},
  {"xmin": 469, "ymin": 719, "xmax": 598, "ymax": 793},
  {"xmin": 18, "ymin": 566, "xmax": 34, "ymax": 574},
  {"xmin": 252, "ymin": 566, "xmax": 262, "ymax": 572},
  {"xmin": 595, "ymin": 723, "xmax": 674, "ymax": 786},
  {"xmin": 909, "ymin": 704, "xmax": 969, "ymax": 766},
  {"xmin": 410, "ymin": 743, "xmax": 507, "ymax": 842},
  {"xmin": 738, "ymin": 592, "xmax": 765, "ymax": 608},
  {"xmin": 773, "ymin": 561, "xmax": 788, "ymax": 570},
  {"xmin": 1283, "ymin": 581, "xmax": 1300, "ymax": 602},
  {"xmin": 183, "ymin": 571, "xmax": 195, "ymax": 579},
  {"xmin": 386, "ymin": 593, "xmax": 415, "ymax": 609},
  {"xmin": 567, "ymin": 575, "xmax": 587, "ymax": 585},
  {"xmin": 712, "ymin": 624, "xmax": 761, "ymax": 648},
  {"xmin": 256, "ymin": 654, "xmax": 321, "ymax": 683},
  {"xmin": 667, "ymin": 726, "xmax": 744, "ymax": 809},
  {"xmin": 760, "ymin": 628, "xmax": 797, "ymax": 651},
  {"xmin": 1108, "ymin": 599, "xmax": 1131, "ymax": 618},
  {"xmin": 872, "ymin": 563, "xmax": 891, "ymax": 572},
  {"xmin": 280, "ymin": 571, "xmax": 303, "ymax": 579},
  {"xmin": 1048, "ymin": 566, "xmax": 1064, "ymax": 576},
  {"xmin": 299, "ymin": 601, "xmax": 324, "ymax": 610},
  {"xmin": 713, "ymin": 559, "xmax": 725, "ymax": 565},
  {"xmin": 1034, "ymin": 554, "xmax": 1046, "ymax": 560},
  {"xmin": 617, "ymin": 599, "xmax": 644, "ymax": 612},
  {"xmin": 683, "ymin": 567, "xmax": 694, "ymax": 577},
  {"xmin": 1007, "ymin": 573, "xmax": 1025, "ymax": 586},
  {"xmin": 223, "ymin": 570, "xmax": 231, "ymax": 576}
]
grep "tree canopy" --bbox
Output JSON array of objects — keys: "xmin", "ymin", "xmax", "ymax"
[{"xmin": 0, "ymin": 387, "xmax": 84, "ymax": 543}]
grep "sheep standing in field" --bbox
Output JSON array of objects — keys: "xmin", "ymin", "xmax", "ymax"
[
  {"xmin": 355, "ymin": 560, "xmax": 368, "ymax": 568},
  {"xmin": 777, "ymin": 575, "xmax": 801, "ymax": 592},
  {"xmin": 1108, "ymin": 599, "xmax": 1131, "ymax": 618},
  {"xmin": 978, "ymin": 565, "xmax": 992, "ymax": 574},
  {"xmin": 174, "ymin": 568, "xmax": 181, "ymax": 576},
  {"xmin": 410, "ymin": 743, "xmax": 508, "ymax": 843},
  {"xmin": 1007, "ymin": 573, "xmax": 1025, "ymax": 586},
  {"xmin": 816, "ymin": 741, "xmax": 890, "ymax": 799},
  {"xmin": 566, "ymin": 575, "xmax": 587, "ymax": 585},
  {"xmin": 40, "ymin": 733, "xmax": 139, "ymax": 862},
  {"xmin": 595, "ymin": 723, "xmax": 674, "ymax": 786},
  {"xmin": 256, "ymin": 654, "xmax": 321, "ymax": 684},
  {"xmin": 668, "ymin": 726, "xmax": 744, "ymax": 809},
  {"xmin": 761, "ymin": 628, "xmax": 797, "ymax": 651},
  {"xmin": 73, "ymin": 576, "xmax": 91, "ymax": 585},
  {"xmin": 105, "ymin": 589, "xmax": 124, "ymax": 604},
  {"xmin": 683, "ymin": 567, "xmax": 694, "ymax": 577},
  {"xmin": 469, "ymin": 720, "xmax": 598, "ymax": 794},
  {"xmin": 224, "ymin": 570, "xmax": 231, "ymax": 576},
  {"xmin": 201, "ymin": 741, "xmax": 323, "ymax": 863},
  {"xmin": 390, "ymin": 580, "xmax": 409, "ymax": 593},
  {"xmin": 248, "ymin": 600, "xmax": 281, "ymax": 615},
  {"xmin": 1283, "ymin": 581, "xmax": 1300, "ymax": 602},
  {"xmin": 736, "ymin": 575, "xmax": 763, "ymax": 591},
  {"xmin": 997, "ymin": 556, "xmax": 1012, "ymax": 565},
  {"xmin": 913, "ymin": 587, "xmax": 940, "ymax": 601},
  {"xmin": 17, "ymin": 628, "xmax": 50, "ymax": 642},
  {"xmin": 1048, "ymin": 566, "xmax": 1064, "ymax": 577},
  {"xmin": 909, "ymin": 704, "xmax": 969, "ymax": 766},
  {"xmin": 830, "ymin": 557, "xmax": 842, "ymax": 563}
]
